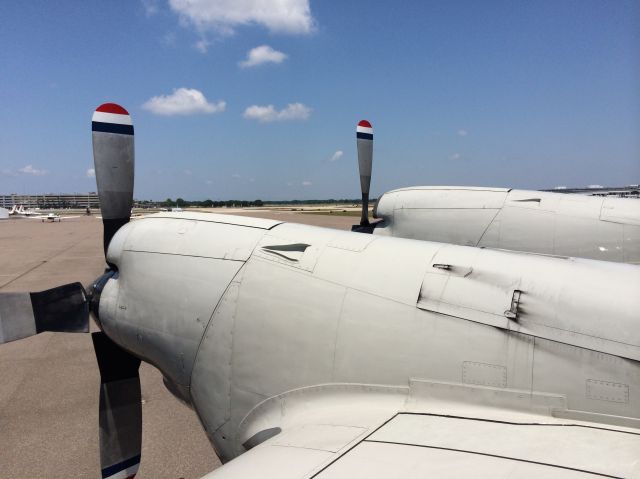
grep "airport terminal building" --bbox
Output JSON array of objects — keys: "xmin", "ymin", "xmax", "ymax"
[{"xmin": 0, "ymin": 193, "xmax": 100, "ymax": 209}]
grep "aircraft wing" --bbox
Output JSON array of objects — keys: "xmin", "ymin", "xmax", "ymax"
[{"xmin": 204, "ymin": 382, "xmax": 640, "ymax": 478}]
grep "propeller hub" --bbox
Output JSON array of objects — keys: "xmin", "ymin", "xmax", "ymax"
[{"xmin": 88, "ymin": 270, "xmax": 116, "ymax": 330}]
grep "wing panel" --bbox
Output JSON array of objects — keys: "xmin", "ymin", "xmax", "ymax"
[
  {"xmin": 206, "ymin": 444, "xmax": 332, "ymax": 479},
  {"xmin": 600, "ymin": 197, "xmax": 640, "ymax": 226},
  {"xmin": 392, "ymin": 208, "xmax": 501, "ymax": 245},
  {"xmin": 205, "ymin": 408, "xmax": 640, "ymax": 479},
  {"xmin": 315, "ymin": 441, "xmax": 590, "ymax": 478},
  {"xmin": 121, "ymin": 217, "xmax": 268, "ymax": 260},
  {"xmin": 365, "ymin": 413, "xmax": 640, "ymax": 478}
]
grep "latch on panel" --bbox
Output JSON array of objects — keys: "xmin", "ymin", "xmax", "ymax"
[
  {"xmin": 432, "ymin": 263, "xmax": 451, "ymax": 270},
  {"xmin": 504, "ymin": 289, "xmax": 523, "ymax": 320},
  {"xmin": 432, "ymin": 263, "xmax": 473, "ymax": 277}
]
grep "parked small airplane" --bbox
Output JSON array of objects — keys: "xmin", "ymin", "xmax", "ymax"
[
  {"xmin": 0, "ymin": 104, "xmax": 638, "ymax": 478},
  {"xmin": 9, "ymin": 205, "xmax": 40, "ymax": 217},
  {"xmin": 17, "ymin": 211, "xmax": 78, "ymax": 222},
  {"xmin": 36, "ymin": 212, "xmax": 79, "ymax": 222},
  {"xmin": 42, "ymin": 212, "xmax": 62, "ymax": 222},
  {"xmin": 352, "ymin": 121, "xmax": 640, "ymax": 264}
]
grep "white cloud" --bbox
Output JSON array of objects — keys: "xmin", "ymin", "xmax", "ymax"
[
  {"xmin": 163, "ymin": 32, "xmax": 177, "ymax": 46},
  {"xmin": 194, "ymin": 38, "xmax": 210, "ymax": 53},
  {"xmin": 169, "ymin": 0, "xmax": 315, "ymax": 35},
  {"xmin": 302, "ymin": 180, "xmax": 312, "ymax": 186},
  {"xmin": 449, "ymin": 153, "xmax": 461, "ymax": 160},
  {"xmin": 239, "ymin": 45, "xmax": 287, "ymax": 68},
  {"xmin": 19, "ymin": 165, "xmax": 47, "ymax": 176},
  {"xmin": 329, "ymin": 150, "xmax": 343, "ymax": 162},
  {"xmin": 86, "ymin": 168, "xmax": 95, "ymax": 178},
  {"xmin": 457, "ymin": 129, "xmax": 468, "ymax": 137},
  {"xmin": 232, "ymin": 173, "xmax": 241, "ymax": 179},
  {"xmin": 142, "ymin": 0, "xmax": 160, "ymax": 16},
  {"xmin": 143, "ymin": 88, "xmax": 226, "ymax": 116},
  {"xmin": 243, "ymin": 102, "xmax": 311, "ymax": 123},
  {"xmin": 1, "ymin": 168, "xmax": 16, "ymax": 177}
]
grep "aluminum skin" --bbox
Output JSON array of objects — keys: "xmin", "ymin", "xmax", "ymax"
[{"xmin": 94, "ymin": 212, "xmax": 639, "ymax": 476}]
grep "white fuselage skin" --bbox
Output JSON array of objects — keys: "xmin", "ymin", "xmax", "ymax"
[
  {"xmin": 97, "ymin": 213, "xmax": 640, "ymax": 463},
  {"xmin": 374, "ymin": 187, "xmax": 640, "ymax": 264}
]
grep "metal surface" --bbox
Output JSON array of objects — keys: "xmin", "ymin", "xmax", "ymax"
[
  {"xmin": 92, "ymin": 104, "xmax": 135, "ymax": 256},
  {"xmin": 373, "ymin": 186, "xmax": 640, "ymax": 263},
  {"xmin": 84, "ymin": 211, "xmax": 639, "ymax": 477},
  {"xmin": 0, "ymin": 281, "xmax": 89, "ymax": 344},
  {"xmin": 356, "ymin": 121, "xmax": 373, "ymax": 226},
  {"xmin": 2, "ymin": 209, "xmax": 640, "ymax": 477},
  {"xmin": 93, "ymin": 331, "xmax": 142, "ymax": 479},
  {"xmin": 91, "ymin": 105, "xmax": 134, "ymax": 222},
  {"xmin": 0, "ymin": 211, "xmax": 346, "ymax": 478},
  {"xmin": 0, "ymin": 216, "xmax": 220, "ymax": 478}
]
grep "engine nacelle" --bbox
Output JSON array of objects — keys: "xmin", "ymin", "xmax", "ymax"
[
  {"xmin": 373, "ymin": 186, "xmax": 640, "ymax": 263},
  {"xmin": 97, "ymin": 213, "xmax": 281, "ymax": 396}
]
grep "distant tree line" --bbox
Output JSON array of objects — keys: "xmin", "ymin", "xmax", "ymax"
[
  {"xmin": 132, "ymin": 198, "xmax": 376, "ymax": 208},
  {"xmin": 261, "ymin": 199, "xmax": 372, "ymax": 205},
  {"xmin": 161, "ymin": 198, "xmax": 265, "ymax": 208}
]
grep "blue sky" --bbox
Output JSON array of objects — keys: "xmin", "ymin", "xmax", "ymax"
[{"xmin": 1, "ymin": 0, "xmax": 638, "ymax": 200}]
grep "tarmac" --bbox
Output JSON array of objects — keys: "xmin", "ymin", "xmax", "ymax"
[{"xmin": 0, "ymin": 211, "xmax": 356, "ymax": 479}]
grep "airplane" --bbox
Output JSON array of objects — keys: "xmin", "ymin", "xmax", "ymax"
[
  {"xmin": 38, "ymin": 212, "xmax": 62, "ymax": 222},
  {"xmin": 16, "ymin": 210, "xmax": 79, "ymax": 222},
  {"xmin": 7, "ymin": 205, "xmax": 43, "ymax": 218},
  {"xmin": 7, "ymin": 205, "xmax": 72, "ymax": 221},
  {"xmin": 8, "ymin": 204, "xmax": 36, "ymax": 217},
  {"xmin": 351, "ymin": 121, "xmax": 640, "ymax": 264},
  {"xmin": 16, "ymin": 204, "xmax": 41, "ymax": 216},
  {"xmin": 36, "ymin": 212, "xmax": 79, "ymax": 222},
  {"xmin": 0, "ymin": 103, "xmax": 638, "ymax": 478}
]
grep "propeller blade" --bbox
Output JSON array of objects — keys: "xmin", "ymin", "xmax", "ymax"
[
  {"xmin": 92, "ymin": 103, "xmax": 135, "ymax": 257},
  {"xmin": 356, "ymin": 120, "xmax": 373, "ymax": 227},
  {"xmin": 0, "ymin": 282, "xmax": 89, "ymax": 344},
  {"xmin": 92, "ymin": 332, "xmax": 142, "ymax": 479}
]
